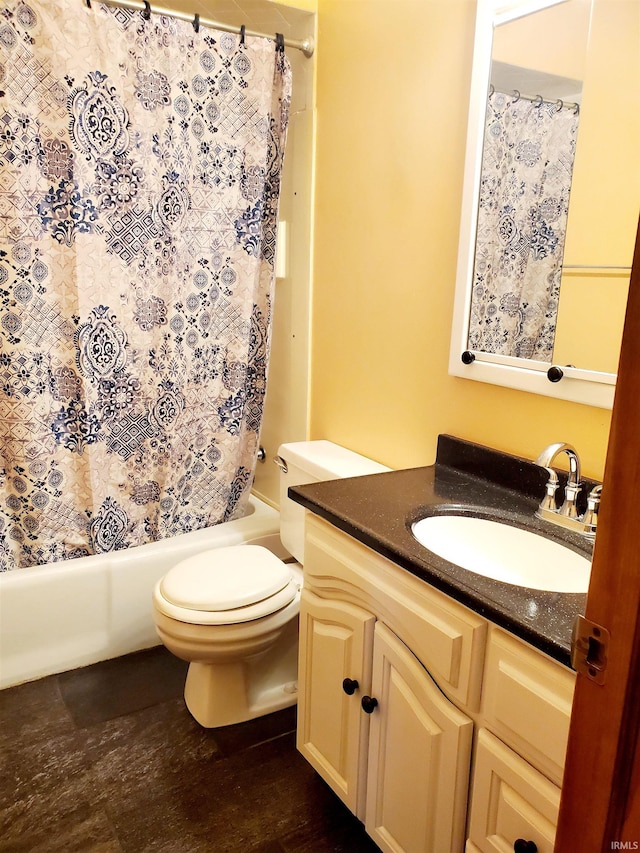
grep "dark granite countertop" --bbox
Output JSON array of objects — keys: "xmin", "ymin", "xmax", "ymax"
[{"xmin": 289, "ymin": 435, "xmax": 595, "ymax": 668}]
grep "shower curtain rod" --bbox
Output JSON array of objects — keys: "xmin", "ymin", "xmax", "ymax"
[
  {"xmin": 88, "ymin": 0, "xmax": 315, "ymax": 57},
  {"xmin": 490, "ymin": 84, "xmax": 579, "ymax": 112}
]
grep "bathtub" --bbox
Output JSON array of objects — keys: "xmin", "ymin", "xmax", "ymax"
[{"xmin": 0, "ymin": 495, "xmax": 281, "ymax": 689}]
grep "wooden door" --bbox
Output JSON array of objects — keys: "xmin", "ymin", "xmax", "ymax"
[
  {"xmin": 296, "ymin": 589, "xmax": 375, "ymax": 818},
  {"xmin": 554, "ymin": 220, "xmax": 640, "ymax": 849},
  {"xmin": 365, "ymin": 622, "xmax": 473, "ymax": 853}
]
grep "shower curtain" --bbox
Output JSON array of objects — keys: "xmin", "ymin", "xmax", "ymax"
[
  {"xmin": 468, "ymin": 90, "xmax": 579, "ymax": 361},
  {"xmin": 0, "ymin": 1, "xmax": 291, "ymax": 569}
]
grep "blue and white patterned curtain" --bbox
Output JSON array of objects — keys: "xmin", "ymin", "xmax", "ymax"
[
  {"xmin": 0, "ymin": 1, "xmax": 291, "ymax": 569},
  {"xmin": 468, "ymin": 91, "xmax": 579, "ymax": 360}
]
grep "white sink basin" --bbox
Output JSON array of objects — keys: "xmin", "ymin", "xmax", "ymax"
[{"xmin": 411, "ymin": 514, "xmax": 590, "ymax": 593}]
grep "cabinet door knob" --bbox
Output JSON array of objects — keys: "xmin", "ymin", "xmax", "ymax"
[
  {"xmin": 342, "ymin": 678, "xmax": 359, "ymax": 695},
  {"xmin": 513, "ymin": 840, "xmax": 538, "ymax": 853},
  {"xmin": 361, "ymin": 695, "xmax": 379, "ymax": 714}
]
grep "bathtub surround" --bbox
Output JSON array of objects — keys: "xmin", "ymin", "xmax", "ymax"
[
  {"xmin": 0, "ymin": 645, "xmax": 381, "ymax": 852},
  {"xmin": 0, "ymin": 0, "xmax": 291, "ymax": 568}
]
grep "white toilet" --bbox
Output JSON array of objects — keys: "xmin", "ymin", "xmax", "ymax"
[{"xmin": 152, "ymin": 440, "xmax": 388, "ymax": 728}]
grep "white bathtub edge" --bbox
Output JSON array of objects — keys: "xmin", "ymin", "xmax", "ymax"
[{"xmin": 0, "ymin": 495, "xmax": 281, "ymax": 689}]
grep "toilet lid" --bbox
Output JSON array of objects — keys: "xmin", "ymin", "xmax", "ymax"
[{"xmin": 159, "ymin": 545, "xmax": 293, "ymax": 612}]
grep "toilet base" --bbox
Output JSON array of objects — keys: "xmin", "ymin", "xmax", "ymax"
[
  {"xmin": 181, "ymin": 614, "xmax": 300, "ymax": 728},
  {"xmin": 184, "ymin": 660, "xmax": 297, "ymax": 728}
]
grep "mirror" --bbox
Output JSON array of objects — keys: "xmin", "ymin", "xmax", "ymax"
[{"xmin": 450, "ymin": 0, "xmax": 638, "ymax": 409}]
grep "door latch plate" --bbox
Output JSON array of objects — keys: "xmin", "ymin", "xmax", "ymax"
[{"xmin": 571, "ymin": 615, "xmax": 610, "ymax": 685}]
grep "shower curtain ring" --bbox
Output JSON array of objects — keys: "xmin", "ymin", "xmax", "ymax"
[
  {"xmin": 533, "ymin": 94, "xmax": 543, "ymax": 107},
  {"xmin": 240, "ymin": 24, "xmax": 246, "ymax": 44},
  {"xmin": 142, "ymin": 0, "xmax": 151, "ymax": 19},
  {"xmin": 555, "ymin": 99, "xmax": 564, "ymax": 111},
  {"xmin": 275, "ymin": 32, "xmax": 285, "ymax": 53},
  {"xmin": 193, "ymin": 13, "xmax": 200, "ymax": 32},
  {"xmin": 510, "ymin": 89, "xmax": 520, "ymax": 104}
]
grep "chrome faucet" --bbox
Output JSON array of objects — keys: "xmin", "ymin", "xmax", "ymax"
[
  {"xmin": 535, "ymin": 442, "xmax": 601, "ymax": 537},
  {"xmin": 536, "ymin": 442, "xmax": 582, "ymax": 518}
]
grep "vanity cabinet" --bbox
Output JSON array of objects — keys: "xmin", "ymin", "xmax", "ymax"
[
  {"xmin": 296, "ymin": 515, "xmax": 576, "ymax": 853},
  {"xmin": 298, "ymin": 589, "xmax": 473, "ymax": 853}
]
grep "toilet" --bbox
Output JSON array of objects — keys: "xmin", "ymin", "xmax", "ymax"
[{"xmin": 152, "ymin": 440, "xmax": 389, "ymax": 728}]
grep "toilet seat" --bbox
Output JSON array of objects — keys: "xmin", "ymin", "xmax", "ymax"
[{"xmin": 155, "ymin": 545, "xmax": 300, "ymax": 626}]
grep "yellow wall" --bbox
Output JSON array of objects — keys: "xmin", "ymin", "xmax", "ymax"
[
  {"xmin": 553, "ymin": 272, "xmax": 627, "ymax": 374},
  {"xmin": 310, "ymin": 0, "xmax": 618, "ymax": 479}
]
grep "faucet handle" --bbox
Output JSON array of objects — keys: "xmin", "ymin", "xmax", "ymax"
[
  {"xmin": 582, "ymin": 485, "xmax": 602, "ymax": 535},
  {"xmin": 539, "ymin": 472, "xmax": 559, "ymax": 512},
  {"xmin": 559, "ymin": 480, "xmax": 582, "ymax": 519}
]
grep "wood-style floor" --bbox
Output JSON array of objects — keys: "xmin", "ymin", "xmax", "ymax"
[{"xmin": 0, "ymin": 647, "xmax": 381, "ymax": 852}]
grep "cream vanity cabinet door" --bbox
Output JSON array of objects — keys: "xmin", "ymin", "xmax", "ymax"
[
  {"xmin": 365, "ymin": 622, "xmax": 474, "ymax": 853},
  {"xmin": 467, "ymin": 729, "xmax": 560, "ymax": 853},
  {"xmin": 296, "ymin": 588, "xmax": 375, "ymax": 817}
]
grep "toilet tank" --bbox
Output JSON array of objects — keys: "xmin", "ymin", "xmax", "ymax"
[{"xmin": 276, "ymin": 440, "xmax": 390, "ymax": 563}]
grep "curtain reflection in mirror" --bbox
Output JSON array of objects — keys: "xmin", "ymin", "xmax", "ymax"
[{"xmin": 468, "ymin": 90, "xmax": 579, "ymax": 361}]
